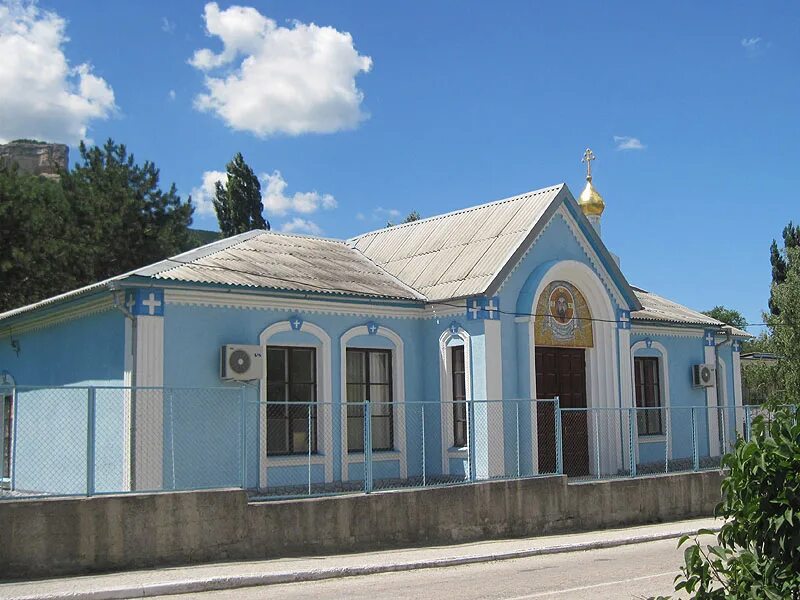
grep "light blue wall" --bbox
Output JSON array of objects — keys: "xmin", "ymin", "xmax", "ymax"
[
  {"xmin": 629, "ymin": 332, "xmax": 741, "ymax": 468},
  {"xmin": 0, "ymin": 307, "xmax": 126, "ymax": 494}
]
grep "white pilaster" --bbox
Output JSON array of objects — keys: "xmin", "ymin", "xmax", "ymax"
[
  {"xmin": 732, "ymin": 347, "xmax": 744, "ymax": 437},
  {"xmin": 133, "ymin": 315, "xmax": 164, "ymax": 490},
  {"xmin": 704, "ymin": 343, "xmax": 720, "ymax": 457},
  {"xmin": 483, "ymin": 319, "xmax": 505, "ymax": 477}
]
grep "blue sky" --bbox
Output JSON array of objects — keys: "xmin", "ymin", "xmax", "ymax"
[{"xmin": 1, "ymin": 1, "xmax": 798, "ymax": 329}]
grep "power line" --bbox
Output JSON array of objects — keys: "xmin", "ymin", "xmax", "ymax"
[{"xmin": 159, "ymin": 257, "xmax": 768, "ymax": 328}]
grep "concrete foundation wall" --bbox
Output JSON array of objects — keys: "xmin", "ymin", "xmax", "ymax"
[{"xmin": 0, "ymin": 471, "xmax": 722, "ymax": 580}]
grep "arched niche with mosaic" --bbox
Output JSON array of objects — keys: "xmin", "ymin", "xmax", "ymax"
[{"xmin": 534, "ymin": 281, "xmax": 594, "ymax": 348}]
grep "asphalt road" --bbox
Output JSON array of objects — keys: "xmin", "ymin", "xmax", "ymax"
[{"xmin": 158, "ymin": 537, "xmax": 686, "ymax": 600}]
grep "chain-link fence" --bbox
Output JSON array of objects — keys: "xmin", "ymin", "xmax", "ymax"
[{"xmin": 0, "ymin": 385, "xmax": 770, "ymax": 501}]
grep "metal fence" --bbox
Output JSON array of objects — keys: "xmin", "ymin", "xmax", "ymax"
[{"xmin": 0, "ymin": 385, "xmax": 766, "ymax": 501}]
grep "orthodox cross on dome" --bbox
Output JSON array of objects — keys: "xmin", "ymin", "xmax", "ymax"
[{"xmin": 581, "ymin": 148, "xmax": 596, "ymax": 181}]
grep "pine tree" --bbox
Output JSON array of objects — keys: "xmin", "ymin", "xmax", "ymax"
[
  {"xmin": 769, "ymin": 221, "xmax": 800, "ymax": 315},
  {"xmin": 62, "ymin": 139, "xmax": 195, "ymax": 282},
  {"xmin": 213, "ymin": 153, "xmax": 269, "ymax": 236}
]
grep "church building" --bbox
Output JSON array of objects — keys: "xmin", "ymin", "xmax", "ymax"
[{"xmin": 0, "ymin": 150, "xmax": 750, "ymax": 495}]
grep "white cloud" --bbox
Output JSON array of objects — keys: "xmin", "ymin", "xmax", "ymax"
[
  {"xmin": 189, "ymin": 169, "xmax": 226, "ymax": 216},
  {"xmin": 280, "ymin": 217, "xmax": 322, "ymax": 235},
  {"xmin": 168, "ymin": 89, "xmax": 176, "ymax": 101},
  {"xmin": 191, "ymin": 168, "xmax": 336, "ymax": 221},
  {"xmin": 161, "ymin": 17, "xmax": 175, "ymax": 34},
  {"xmin": 189, "ymin": 2, "xmax": 372, "ymax": 136},
  {"xmin": 261, "ymin": 170, "xmax": 337, "ymax": 216},
  {"xmin": 741, "ymin": 37, "xmax": 761, "ymax": 49},
  {"xmin": 613, "ymin": 136, "xmax": 646, "ymax": 151},
  {"xmin": 741, "ymin": 36, "xmax": 765, "ymax": 57},
  {"xmin": 0, "ymin": 1, "xmax": 116, "ymax": 144}
]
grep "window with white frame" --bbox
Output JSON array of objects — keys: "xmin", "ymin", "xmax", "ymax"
[
  {"xmin": 634, "ymin": 356, "xmax": 663, "ymax": 435},
  {"xmin": 2, "ymin": 392, "xmax": 12, "ymax": 480},
  {"xmin": 346, "ymin": 348, "xmax": 393, "ymax": 452},
  {"xmin": 451, "ymin": 345, "xmax": 468, "ymax": 448},
  {"xmin": 265, "ymin": 346, "xmax": 317, "ymax": 455}
]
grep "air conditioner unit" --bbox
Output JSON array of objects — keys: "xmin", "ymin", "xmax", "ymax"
[
  {"xmin": 692, "ymin": 364, "xmax": 716, "ymax": 387},
  {"xmin": 220, "ymin": 345, "xmax": 263, "ymax": 381}
]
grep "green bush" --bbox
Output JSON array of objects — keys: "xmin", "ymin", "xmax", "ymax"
[{"xmin": 657, "ymin": 405, "xmax": 800, "ymax": 599}]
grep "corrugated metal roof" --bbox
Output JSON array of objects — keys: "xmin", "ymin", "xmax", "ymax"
[
  {"xmin": 631, "ymin": 286, "xmax": 753, "ymax": 337},
  {"xmin": 350, "ymin": 185, "xmax": 565, "ymax": 301},
  {"xmin": 147, "ymin": 231, "xmax": 424, "ymax": 300}
]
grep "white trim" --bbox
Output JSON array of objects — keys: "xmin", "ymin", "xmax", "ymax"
[
  {"xmin": 165, "ymin": 289, "xmax": 427, "ymax": 319},
  {"xmin": 630, "ymin": 340, "xmax": 672, "ymax": 462},
  {"xmin": 340, "ymin": 324, "xmax": 407, "ymax": 480},
  {"xmin": 0, "ymin": 296, "xmax": 115, "ymax": 339},
  {"xmin": 630, "ymin": 325, "xmax": 705, "ymax": 338},
  {"xmin": 438, "ymin": 327, "xmax": 472, "ymax": 475},
  {"xmin": 528, "ymin": 260, "xmax": 621, "ymax": 476},
  {"xmin": 718, "ymin": 357, "xmax": 732, "ymax": 452},
  {"xmin": 704, "ymin": 344, "xmax": 721, "ymax": 456},
  {"xmin": 258, "ymin": 320, "xmax": 334, "ymax": 489},
  {"xmin": 483, "ymin": 319, "xmax": 505, "ymax": 476},
  {"xmin": 732, "ymin": 350, "xmax": 744, "ymax": 438},
  {"xmin": 133, "ymin": 315, "xmax": 164, "ymax": 490}
]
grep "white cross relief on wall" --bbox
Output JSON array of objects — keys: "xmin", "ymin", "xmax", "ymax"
[
  {"xmin": 142, "ymin": 292, "xmax": 162, "ymax": 316},
  {"xmin": 705, "ymin": 332, "xmax": 716, "ymax": 346},
  {"xmin": 367, "ymin": 322, "xmax": 379, "ymax": 334},
  {"xmin": 469, "ymin": 300, "xmax": 481, "ymax": 320},
  {"xmin": 125, "ymin": 294, "xmax": 136, "ymax": 313},
  {"xmin": 485, "ymin": 298, "xmax": 498, "ymax": 319},
  {"xmin": 291, "ymin": 318, "xmax": 302, "ymax": 330}
]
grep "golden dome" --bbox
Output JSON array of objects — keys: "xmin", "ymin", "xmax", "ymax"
[
  {"xmin": 579, "ymin": 178, "xmax": 605, "ymax": 216},
  {"xmin": 578, "ymin": 148, "xmax": 605, "ymax": 217}
]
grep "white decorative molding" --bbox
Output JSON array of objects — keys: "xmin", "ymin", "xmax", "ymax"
[
  {"xmin": 527, "ymin": 259, "xmax": 622, "ymax": 476},
  {"xmin": 630, "ymin": 325, "xmax": 705, "ymax": 339},
  {"xmin": 438, "ymin": 326, "xmax": 472, "ymax": 475},
  {"xmin": 718, "ymin": 357, "xmax": 733, "ymax": 452},
  {"xmin": 630, "ymin": 340, "xmax": 672, "ymax": 461},
  {"xmin": 339, "ymin": 324, "xmax": 407, "ymax": 480},
  {"xmin": 0, "ymin": 296, "xmax": 115, "ymax": 339},
  {"xmin": 494, "ymin": 207, "xmax": 629, "ymax": 311},
  {"xmin": 258, "ymin": 319, "xmax": 334, "ymax": 489}
]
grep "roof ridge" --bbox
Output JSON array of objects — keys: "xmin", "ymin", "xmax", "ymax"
[
  {"xmin": 348, "ymin": 246, "xmax": 428, "ymax": 301},
  {"xmin": 348, "ymin": 183, "xmax": 565, "ymax": 243}
]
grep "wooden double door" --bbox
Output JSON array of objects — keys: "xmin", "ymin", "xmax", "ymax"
[{"xmin": 535, "ymin": 347, "xmax": 590, "ymax": 476}]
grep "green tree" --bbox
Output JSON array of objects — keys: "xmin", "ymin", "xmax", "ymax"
[
  {"xmin": 702, "ymin": 305, "xmax": 748, "ymax": 329},
  {"xmin": 62, "ymin": 139, "xmax": 195, "ymax": 282},
  {"xmin": 769, "ymin": 221, "xmax": 800, "ymax": 315},
  {"xmin": 0, "ymin": 164, "xmax": 80, "ymax": 312},
  {"xmin": 386, "ymin": 210, "xmax": 421, "ymax": 227},
  {"xmin": 213, "ymin": 153, "xmax": 268, "ymax": 236},
  {"xmin": 659, "ymin": 248, "xmax": 800, "ymax": 599}
]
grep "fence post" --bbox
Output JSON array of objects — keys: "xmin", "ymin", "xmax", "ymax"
[
  {"xmin": 515, "ymin": 401, "xmax": 521, "ymax": 478},
  {"xmin": 720, "ymin": 406, "xmax": 727, "ymax": 459},
  {"xmin": 664, "ymin": 407, "xmax": 671, "ymax": 474},
  {"xmin": 466, "ymin": 399, "xmax": 473, "ymax": 482},
  {"xmin": 554, "ymin": 396, "xmax": 563, "ymax": 475},
  {"xmin": 364, "ymin": 401, "xmax": 372, "ymax": 493},
  {"xmin": 628, "ymin": 407, "xmax": 637, "ymax": 477},
  {"xmin": 691, "ymin": 407, "xmax": 700, "ymax": 471},
  {"xmin": 307, "ymin": 401, "xmax": 312, "ymax": 495},
  {"xmin": 239, "ymin": 386, "xmax": 247, "ymax": 490},
  {"xmin": 744, "ymin": 405, "xmax": 752, "ymax": 441},
  {"xmin": 168, "ymin": 389, "xmax": 176, "ymax": 490},
  {"xmin": 421, "ymin": 404, "xmax": 426, "ymax": 487},
  {"xmin": 11, "ymin": 387, "xmax": 18, "ymax": 491},
  {"xmin": 86, "ymin": 387, "xmax": 96, "ymax": 496},
  {"xmin": 593, "ymin": 410, "xmax": 601, "ymax": 479}
]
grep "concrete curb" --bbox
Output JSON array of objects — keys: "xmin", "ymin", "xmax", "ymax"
[{"xmin": 9, "ymin": 526, "xmax": 719, "ymax": 600}]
